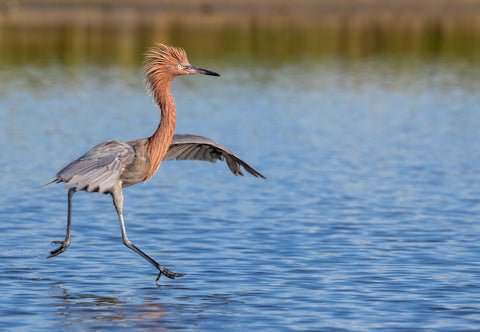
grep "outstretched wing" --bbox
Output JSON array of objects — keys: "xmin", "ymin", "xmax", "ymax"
[
  {"xmin": 56, "ymin": 140, "xmax": 135, "ymax": 193},
  {"xmin": 164, "ymin": 134, "xmax": 265, "ymax": 178}
]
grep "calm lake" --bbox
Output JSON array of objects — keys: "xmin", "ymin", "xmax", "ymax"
[{"xmin": 1, "ymin": 22, "xmax": 480, "ymax": 331}]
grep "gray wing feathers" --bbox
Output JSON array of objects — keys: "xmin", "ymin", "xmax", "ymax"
[
  {"xmin": 57, "ymin": 140, "xmax": 135, "ymax": 193},
  {"xmin": 165, "ymin": 134, "xmax": 265, "ymax": 178}
]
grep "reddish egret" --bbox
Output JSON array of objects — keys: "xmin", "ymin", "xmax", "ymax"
[{"xmin": 47, "ymin": 44, "xmax": 265, "ymax": 282}]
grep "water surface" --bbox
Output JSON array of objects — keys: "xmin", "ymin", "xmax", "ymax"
[{"xmin": 1, "ymin": 37, "xmax": 480, "ymax": 330}]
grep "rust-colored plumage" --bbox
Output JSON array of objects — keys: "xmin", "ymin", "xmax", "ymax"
[
  {"xmin": 47, "ymin": 44, "xmax": 265, "ymax": 283},
  {"xmin": 144, "ymin": 44, "xmax": 189, "ymax": 99},
  {"xmin": 143, "ymin": 45, "xmax": 185, "ymax": 180}
]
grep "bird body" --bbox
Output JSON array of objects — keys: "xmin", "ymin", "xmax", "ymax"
[
  {"xmin": 55, "ymin": 133, "xmax": 264, "ymax": 193},
  {"xmin": 47, "ymin": 44, "xmax": 264, "ymax": 283}
]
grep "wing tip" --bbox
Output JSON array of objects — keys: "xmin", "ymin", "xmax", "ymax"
[
  {"xmin": 34, "ymin": 178, "xmax": 61, "ymax": 189},
  {"xmin": 256, "ymin": 172, "xmax": 267, "ymax": 179},
  {"xmin": 241, "ymin": 164, "xmax": 266, "ymax": 179}
]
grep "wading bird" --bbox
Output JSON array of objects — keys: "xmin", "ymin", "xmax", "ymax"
[{"xmin": 46, "ymin": 44, "xmax": 265, "ymax": 282}]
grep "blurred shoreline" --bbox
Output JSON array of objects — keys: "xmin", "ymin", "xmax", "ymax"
[
  {"xmin": 2, "ymin": 0, "xmax": 480, "ymax": 65},
  {"xmin": 2, "ymin": 0, "xmax": 480, "ymax": 29}
]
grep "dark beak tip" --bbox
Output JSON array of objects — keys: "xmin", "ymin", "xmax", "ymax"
[
  {"xmin": 204, "ymin": 69, "xmax": 220, "ymax": 77},
  {"xmin": 192, "ymin": 66, "xmax": 220, "ymax": 77}
]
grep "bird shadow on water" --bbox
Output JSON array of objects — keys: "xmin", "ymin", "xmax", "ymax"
[
  {"xmin": 47, "ymin": 281, "xmax": 175, "ymax": 329},
  {"xmin": 44, "ymin": 274, "xmax": 243, "ymax": 330}
]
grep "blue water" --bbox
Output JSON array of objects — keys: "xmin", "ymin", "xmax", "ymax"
[{"xmin": 1, "ymin": 58, "xmax": 480, "ymax": 331}]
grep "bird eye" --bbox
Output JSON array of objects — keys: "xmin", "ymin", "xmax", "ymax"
[{"xmin": 177, "ymin": 64, "xmax": 182, "ymax": 69}]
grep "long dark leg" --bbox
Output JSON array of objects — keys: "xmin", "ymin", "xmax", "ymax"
[
  {"xmin": 111, "ymin": 187, "xmax": 185, "ymax": 282},
  {"xmin": 48, "ymin": 187, "xmax": 76, "ymax": 258}
]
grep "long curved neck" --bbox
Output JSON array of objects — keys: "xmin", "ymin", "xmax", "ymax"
[{"xmin": 146, "ymin": 82, "xmax": 176, "ymax": 181}]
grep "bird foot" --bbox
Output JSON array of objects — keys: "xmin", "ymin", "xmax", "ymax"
[
  {"xmin": 48, "ymin": 240, "xmax": 70, "ymax": 258},
  {"xmin": 155, "ymin": 266, "xmax": 186, "ymax": 284}
]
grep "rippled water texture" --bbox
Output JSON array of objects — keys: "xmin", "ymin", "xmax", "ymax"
[{"xmin": 1, "ymin": 51, "xmax": 480, "ymax": 329}]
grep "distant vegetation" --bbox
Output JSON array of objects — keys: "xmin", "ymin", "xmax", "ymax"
[{"xmin": 1, "ymin": 0, "xmax": 480, "ymax": 65}]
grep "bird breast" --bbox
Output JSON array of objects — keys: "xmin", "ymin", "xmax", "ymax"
[{"xmin": 120, "ymin": 139, "xmax": 151, "ymax": 187}]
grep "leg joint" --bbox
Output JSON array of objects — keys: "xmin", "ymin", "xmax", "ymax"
[{"xmin": 122, "ymin": 237, "xmax": 132, "ymax": 247}]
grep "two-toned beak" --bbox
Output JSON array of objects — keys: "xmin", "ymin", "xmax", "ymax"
[{"xmin": 186, "ymin": 65, "xmax": 220, "ymax": 76}]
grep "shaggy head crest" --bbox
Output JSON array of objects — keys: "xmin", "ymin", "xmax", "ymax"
[
  {"xmin": 143, "ymin": 43, "xmax": 219, "ymax": 105},
  {"xmin": 144, "ymin": 44, "xmax": 190, "ymax": 94},
  {"xmin": 146, "ymin": 44, "xmax": 189, "ymax": 68}
]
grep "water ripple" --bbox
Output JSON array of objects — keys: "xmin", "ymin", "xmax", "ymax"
[{"xmin": 1, "ymin": 59, "xmax": 480, "ymax": 330}]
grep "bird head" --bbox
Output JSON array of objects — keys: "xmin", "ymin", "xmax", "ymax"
[{"xmin": 145, "ymin": 44, "xmax": 220, "ymax": 80}]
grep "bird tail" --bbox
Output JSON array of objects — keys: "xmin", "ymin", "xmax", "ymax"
[{"xmin": 35, "ymin": 179, "xmax": 60, "ymax": 189}]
